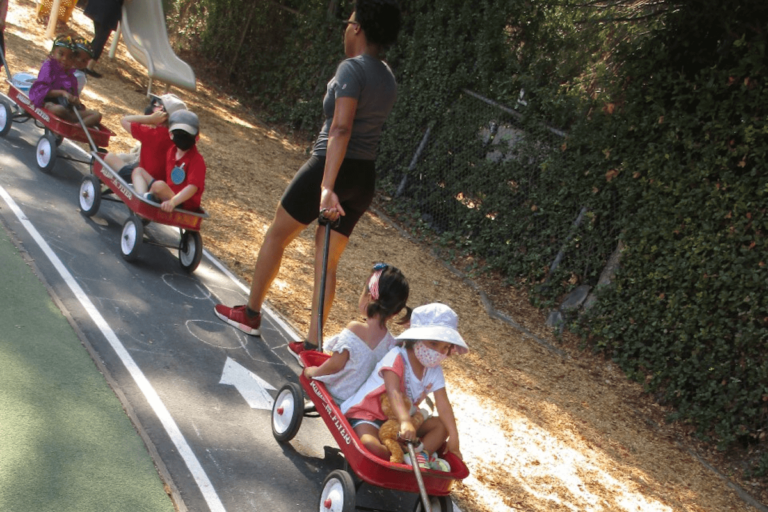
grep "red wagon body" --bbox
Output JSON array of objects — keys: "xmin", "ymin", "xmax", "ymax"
[
  {"xmin": 271, "ymin": 349, "xmax": 469, "ymax": 510},
  {"xmin": 0, "ymin": 83, "xmax": 115, "ymax": 173},
  {"xmin": 91, "ymin": 154, "xmax": 206, "ymax": 231},
  {"xmin": 300, "ymin": 350, "xmax": 469, "ymax": 493},
  {"xmin": 6, "ymin": 84, "xmax": 114, "ymax": 147},
  {"xmin": 78, "ymin": 153, "xmax": 208, "ymax": 273}
]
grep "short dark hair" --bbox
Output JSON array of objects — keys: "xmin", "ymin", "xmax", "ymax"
[
  {"xmin": 355, "ymin": 0, "xmax": 402, "ymax": 48},
  {"xmin": 366, "ymin": 264, "xmax": 411, "ymax": 327}
]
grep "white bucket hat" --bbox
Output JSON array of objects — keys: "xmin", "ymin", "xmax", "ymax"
[{"xmin": 396, "ymin": 303, "xmax": 469, "ymax": 355}]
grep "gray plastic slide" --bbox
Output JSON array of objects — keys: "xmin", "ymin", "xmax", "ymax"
[{"xmin": 120, "ymin": 0, "xmax": 196, "ymax": 93}]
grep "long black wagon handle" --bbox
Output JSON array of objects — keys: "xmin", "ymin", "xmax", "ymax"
[
  {"xmin": 316, "ymin": 209, "xmax": 341, "ymax": 352},
  {"xmin": 71, "ymin": 106, "xmax": 99, "ymax": 155},
  {"xmin": 0, "ymin": 45, "xmax": 11, "ymax": 84}
]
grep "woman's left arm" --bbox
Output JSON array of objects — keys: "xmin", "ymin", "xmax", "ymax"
[
  {"xmin": 434, "ymin": 387, "xmax": 462, "ymax": 460},
  {"xmin": 320, "ymin": 96, "xmax": 358, "ymax": 219}
]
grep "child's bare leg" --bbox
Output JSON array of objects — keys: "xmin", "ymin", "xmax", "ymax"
[
  {"xmin": 148, "ymin": 180, "xmax": 175, "ymax": 202},
  {"xmin": 417, "ymin": 417, "xmax": 448, "ymax": 454},
  {"xmin": 353, "ymin": 423, "xmax": 390, "ymax": 460},
  {"xmin": 131, "ymin": 167, "xmax": 154, "ymax": 195},
  {"xmin": 44, "ymin": 103, "xmax": 68, "ymax": 118},
  {"xmin": 81, "ymin": 109, "xmax": 102, "ymax": 127},
  {"xmin": 103, "ymin": 153, "xmax": 125, "ymax": 173}
]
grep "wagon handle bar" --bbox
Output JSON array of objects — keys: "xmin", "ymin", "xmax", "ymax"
[
  {"xmin": 406, "ymin": 441, "xmax": 432, "ymax": 512},
  {"xmin": 71, "ymin": 106, "xmax": 99, "ymax": 154},
  {"xmin": 0, "ymin": 45, "xmax": 12, "ymax": 84},
  {"xmin": 316, "ymin": 209, "xmax": 340, "ymax": 352}
]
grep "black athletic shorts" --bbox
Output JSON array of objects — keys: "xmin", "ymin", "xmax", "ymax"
[
  {"xmin": 280, "ymin": 155, "xmax": 375, "ymax": 238},
  {"xmin": 117, "ymin": 161, "xmax": 139, "ymax": 181}
]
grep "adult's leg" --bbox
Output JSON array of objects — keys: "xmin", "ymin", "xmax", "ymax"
[
  {"xmin": 87, "ymin": 21, "xmax": 111, "ymax": 72},
  {"xmin": 306, "ymin": 224, "xmax": 349, "ymax": 344},
  {"xmin": 246, "ymin": 204, "xmax": 308, "ymax": 313}
]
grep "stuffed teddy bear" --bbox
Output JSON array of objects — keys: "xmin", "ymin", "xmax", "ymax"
[{"xmin": 379, "ymin": 394, "xmax": 424, "ymax": 463}]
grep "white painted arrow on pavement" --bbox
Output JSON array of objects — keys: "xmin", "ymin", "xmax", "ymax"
[{"xmin": 219, "ymin": 357, "xmax": 277, "ymax": 410}]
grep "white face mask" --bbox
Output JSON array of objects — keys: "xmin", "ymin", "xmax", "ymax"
[{"xmin": 413, "ymin": 341, "xmax": 448, "ymax": 368}]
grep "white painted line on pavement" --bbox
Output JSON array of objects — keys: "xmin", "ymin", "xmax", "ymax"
[{"xmin": 0, "ymin": 185, "xmax": 226, "ymax": 512}]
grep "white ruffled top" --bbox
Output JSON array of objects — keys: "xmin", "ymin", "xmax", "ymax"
[{"xmin": 313, "ymin": 327, "xmax": 397, "ymax": 403}]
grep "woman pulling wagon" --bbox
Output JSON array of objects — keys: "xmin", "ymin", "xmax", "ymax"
[{"xmin": 214, "ymin": 0, "xmax": 402, "ymax": 355}]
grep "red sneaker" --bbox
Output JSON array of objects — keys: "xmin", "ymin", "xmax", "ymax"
[
  {"xmin": 288, "ymin": 341, "xmax": 317, "ymax": 366},
  {"xmin": 214, "ymin": 304, "xmax": 261, "ymax": 336}
]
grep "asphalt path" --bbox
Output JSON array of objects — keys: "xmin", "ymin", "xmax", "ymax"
[{"xmin": 0, "ymin": 110, "xmax": 418, "ymax": 511}]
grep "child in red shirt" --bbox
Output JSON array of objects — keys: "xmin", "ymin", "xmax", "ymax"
[
  {"xmin": 133, "ymin": 110, "xmax": 206, "ymax": 212},
  {"xmin": 102, "ymin": 94, "xmax": 187, "ymax": 183}
]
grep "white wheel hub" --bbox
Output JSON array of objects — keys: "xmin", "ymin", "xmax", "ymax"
[
  {"xmin": 122, "ymin": 222, "xmax": 137, "ymax": 254},
  {"xmin": 37, "ymin": 138, "xmax": 52, "ymax": 167},
  {"xmin": 272, "ymin": 390, "xmax": 295, "ymax": 434},
  {"xmin": 320, "ymin": 479, "xmax": 345, "ymax": 512}
]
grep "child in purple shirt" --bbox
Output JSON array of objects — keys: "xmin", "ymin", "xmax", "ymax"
[{"xmin": 28, "ymin": 36, "xmax": 102, "ymax": 127}]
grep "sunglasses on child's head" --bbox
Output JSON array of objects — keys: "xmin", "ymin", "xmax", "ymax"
[{"xmin": 150, "ymin": 98, "xmax": 166, "ymax": 111}]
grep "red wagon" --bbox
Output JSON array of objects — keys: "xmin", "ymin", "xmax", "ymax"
[
  {"xmin": 78, "ymin": 153, "xmax": 208, "ymax": 273},
  {"xmin": 272, "ymin": 350, "xmax": 469, "ymax": 512},
  {"xmin": 0, "ymin": 83, "xmax": 114, "ymax": 173}
]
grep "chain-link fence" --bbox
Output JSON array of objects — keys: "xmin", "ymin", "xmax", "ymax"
[{"xmin": 378, "ymin": 90, "xmax": 622, "ymax": 293}]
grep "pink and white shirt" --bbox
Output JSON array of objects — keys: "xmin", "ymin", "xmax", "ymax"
[{"xmin": 341, "ymin": 346, "xmax": 446, "ymax": 421}]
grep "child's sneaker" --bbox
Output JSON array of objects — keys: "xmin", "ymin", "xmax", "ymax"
[
  {"xmin": 403, "ymin": 451, "xmax": 431, "ymax": 470},
  {"xmin": 213, "ymin": 304, "xmax": 261, "ymax": 336},
  {"xmin": 428, "ymin": 453, "xmax": 452, "ymax": 472}
]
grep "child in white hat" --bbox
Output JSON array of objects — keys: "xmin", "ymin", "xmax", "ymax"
[{"xmin": 341, "ymin": 303, "xmax": 468, "ymax": 471}]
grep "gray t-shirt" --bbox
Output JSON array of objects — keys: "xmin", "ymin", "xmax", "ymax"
[{"xmin": 313, "ymin": 54, "xmax": 397, "ymax": 161}]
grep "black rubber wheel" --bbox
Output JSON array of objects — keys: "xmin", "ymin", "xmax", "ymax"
[
  {"xmin": 271, "ymin": 382, "xmax": 304, "ymax": 443},
  {"xmin": 35, "ymin": 132, "xmax": 57, "ymax": 173},
  {"xmin": 178, "ymin": 230, "xmax": 203, "ymax": 273},
  {"xmin": 79, "ymin": 175, "xmax": 102, "ymax": 217},
  {"xmin": 0, "ymin": 101, "xmax": 12, "ymax": 137},
  {"xmin": 414, "ymin": 495, "xmax": 453, "ymax": 512},
  {"xmin": 54, "ymin": 134, "xmax": 64, "ymax": 147},
  {"xmin": 120, "ymin": 215, "xmax": 144, "ymax": 262},
  {"xmin": 318, "ymin": 469, "xmax": 356, "ymax": 512}
]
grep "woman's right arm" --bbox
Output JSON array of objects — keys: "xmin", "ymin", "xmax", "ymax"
[{"xmin": 319, "ymin": 96, "xmax": 358, "ymax": 219}]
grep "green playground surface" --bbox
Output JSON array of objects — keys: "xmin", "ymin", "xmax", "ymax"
[{"xmin": 0, "ymin": 225, "xmax": 175, "ymax": 512}]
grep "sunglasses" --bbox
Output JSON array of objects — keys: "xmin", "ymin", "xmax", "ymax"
[
  {"xmin": 373, "ymin": 262, "xmax": 387, "ymax": 271},
  {"xmin": 150, "ymin": 98, "xmax": 166, "ymax": 111}
]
